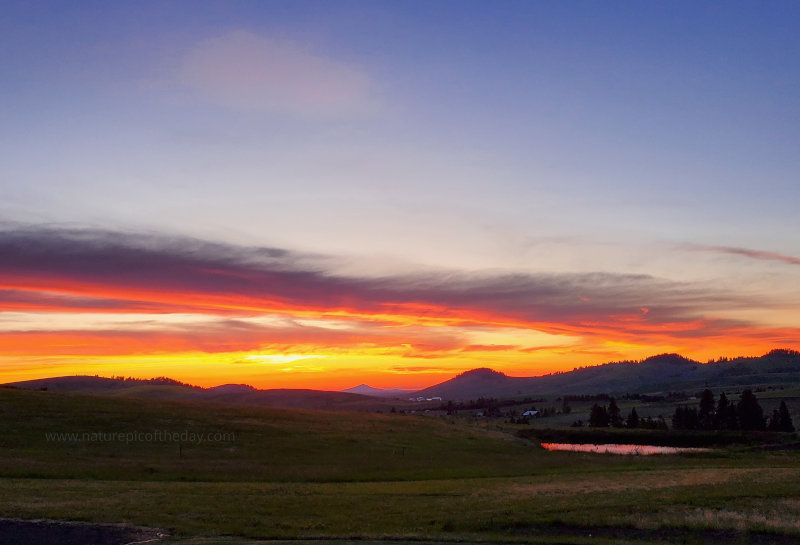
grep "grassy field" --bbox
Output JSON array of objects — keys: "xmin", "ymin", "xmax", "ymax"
[{"xmin": 2, "ymin": 387, "xmax": 800, "ymax": 544}]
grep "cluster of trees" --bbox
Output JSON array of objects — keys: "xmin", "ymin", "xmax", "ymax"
[
  {"xmin": 109, "ymin": 375, "xmax": 193, "ymax": 387},
  {"xmin": 584, "ymin": 390, "xmax": 795, "ymax": 433},
  {"xmin": 672, "ymin": 389, "xmax": 795, "ymax": 432},
  {"xmin": 586, "ymin": 398, "xmax": 667, "ymax": 430},
  {"xmin": 706, "ymin": 348, "xmax": 800, "ymax": 364}
]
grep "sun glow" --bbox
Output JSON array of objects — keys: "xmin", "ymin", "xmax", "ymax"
[
  {"xmin": 243, "ymin": 354, "xmax": 326, "ymax": 365},
  {"xmin": 3, "ymin": 228, "xmax": 800, "ymax": 389}
]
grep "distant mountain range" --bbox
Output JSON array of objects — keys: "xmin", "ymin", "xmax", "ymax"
[{"xmin": 5, "ymin": 349, "xmax": 800, "ymax": 410}]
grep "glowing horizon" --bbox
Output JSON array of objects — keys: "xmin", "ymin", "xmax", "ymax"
[{"xmin": 1, "ymin": 227, "xmax": 798, "ymax": 390}]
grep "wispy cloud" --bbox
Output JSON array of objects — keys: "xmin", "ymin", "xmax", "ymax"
[
  {"xmin": 684, "ymin": 243, "xmax": 800, "ymax": 266},
  {"xmin": 461, "ymin": 344, "xmax": 520, "ymax": 352},
  {"xmin": 389, "ymin": 366, "xmax": 457, "ymax": 374},
  {"xmin": 178, "ymin": 30, "xmax": 380, "ymax": 117}
]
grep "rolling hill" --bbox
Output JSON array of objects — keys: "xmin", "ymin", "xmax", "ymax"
[
  {"xmin": 6, "ymin": 349, "xmax": 800, "ymax": 407},
  {"xmin": 341, "ymin": 384, "xmax": 414, "ymax": 398},
  {"xmin": 415, "ymin": 350, "xmax": 800, "ymax": 400},
  {"xmin": 5, "ymin": 375, "xmax": 394, "ymax": 411}
]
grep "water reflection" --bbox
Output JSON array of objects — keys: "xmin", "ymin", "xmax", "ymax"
[{"xmin": 540, "ymin": 442, "xmax": 710, "ymax": 455}]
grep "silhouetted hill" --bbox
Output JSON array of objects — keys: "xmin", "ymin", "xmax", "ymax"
[
  {"xmin": 342, "ymin": 384, "xmax": 414, "ymax": 398},
  {"xmin": 415, "ymin": 350, "xmax": 800, "ymax": 400},
  {"xmin": 415, "ymin": 368, "xmax": 516, "ymax": 400},
  {"xmin": 8, "ymin": 375, "xmax": 196, "ymax": 393},
  {"xmin": 7, "ymin": 349, "xmax": 800, "ymax": 407},
  {"xmin": 6, "ymin": 376, "xmax": 392, "ymax": 411}
]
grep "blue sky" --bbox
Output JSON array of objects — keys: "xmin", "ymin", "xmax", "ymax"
[{"xmin": 1, "ymin": 1, "xmax": 799, "ymax": 387}]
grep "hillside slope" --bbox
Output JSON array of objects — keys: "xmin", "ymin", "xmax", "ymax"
[
  {"xmin": 0, "ymin": 387, "xmax": 537, "ymax": 483},
  {"xmin": 7, "ymin": 376, "xmax": 393, "ymax": 411},
  {"xmin": 417, "ymin": 350, "xmax": 800, "ymax": 399}
]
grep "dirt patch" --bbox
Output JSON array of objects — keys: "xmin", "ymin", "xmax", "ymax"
[{"xmin": 0, "ymin": 518, "xmax": 165, "ymax": 545}]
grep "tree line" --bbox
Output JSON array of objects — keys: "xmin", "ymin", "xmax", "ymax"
[
  {"xmin": 671, "ymin": 389, "xmax": 794, "ymax": 432},
  {"xmin": 585, "ymin": 389, "xmax": 794, "ymax": 432},
  {"xmin": 586, "ymin": 397, "xmax": 667, "ymax": 430}
]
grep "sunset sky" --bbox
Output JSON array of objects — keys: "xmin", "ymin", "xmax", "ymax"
[{"xmin": 2, "ymin": 1, "xmax": 799, "ymax": 390}]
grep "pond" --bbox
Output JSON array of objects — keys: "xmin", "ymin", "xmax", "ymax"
[{"xmin": 540, "ymin": 442, "xmax": 710, "ymax": 455}]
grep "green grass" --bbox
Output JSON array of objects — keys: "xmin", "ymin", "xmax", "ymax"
[
  {"xmin": 0, "ymin": 388, "xmax": 558, "ymax": 482},
  {"xmin": 3, "ymin": 467, "xmax": 800, "ymax": 544},
  {"xmin": 1, "ymin": 388, "xmax": 800, "ymax": 544}
]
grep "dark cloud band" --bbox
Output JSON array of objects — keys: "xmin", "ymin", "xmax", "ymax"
[{"xmin": 0, "ymin": 226, "xmax": 777, "ymax": 341}]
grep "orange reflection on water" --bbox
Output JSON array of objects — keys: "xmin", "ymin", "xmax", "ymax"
[{"xmin": 540, "ymin": 443, "xmax": 710, "ymax": 455}]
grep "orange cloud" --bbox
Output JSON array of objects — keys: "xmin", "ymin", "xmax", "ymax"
[{"xmin": 2, "ymin": 227, "xmax": 799, "ymax": 387}]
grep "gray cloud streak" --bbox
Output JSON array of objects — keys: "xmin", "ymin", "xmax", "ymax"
[
  {"xmin": 684, "ymin": 243, "xmax": 800, "ymax": 266},
  {"xmin": 0, "ymin": 226, "xmax": 768, "ymax": 333}
]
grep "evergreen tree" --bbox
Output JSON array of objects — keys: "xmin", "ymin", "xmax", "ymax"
[
  {"xmin": 626, "ymin": 407, "xmax": 640, "ymax": 429},
  {"xmin": 671, "ymin": 406, "xmax": 683, "ymax": 430},
  {"xmin": 767, "ymin": 409, "xmax": 782, "ymax": 432},
  {"xmin": 737, "ymin": 389, "xmax": 765, "ymax": 431},
  {"xmin": 714, "ymin": 392, "xmax": 739, "ymax": 430},
  {"xmin": 713, "ymin": 392, "xmax": 727, "ymax": 429},
  {"xmin": 672, "ymin": 405, "xmax": 699, "ymax": 430},
  {"xmin": 608, "ymin": 397, "xmax": 623, "ymax": 428},
  {"xmin": 698, "ymin": 389, "xmax": 715, "ymax": 429},
  {"xmin": 778, "ymin": 401, "xmax": 795, "ymax": 432},
  {"xmin": 589, "ymin": 403, "xmax": 609, "ymax": 427},
  {"xmin": 724, "ymin": 404, "xmax": 740, "ymax": 430}
]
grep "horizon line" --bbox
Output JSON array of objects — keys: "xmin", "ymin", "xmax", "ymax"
[{"xmin": 4, "ymin": 347, "xmax": 795, "ymax": 393}]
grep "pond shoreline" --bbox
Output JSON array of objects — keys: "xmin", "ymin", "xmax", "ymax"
[
  {"xmin": 518, "ymin": 427, "xmax": 799, "ymax": 448},
  {"xmin": 540, "ymin": 442, "xmax": 711, "ymax": 455}
]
